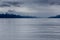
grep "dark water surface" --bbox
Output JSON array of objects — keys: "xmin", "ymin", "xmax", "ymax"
[{"xmin": 0, "ymin": 18, "xmax": 60, "ymax": 40}]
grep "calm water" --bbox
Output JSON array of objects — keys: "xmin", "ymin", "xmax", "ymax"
[{"xmin": 0, "ymin": 18, "xmax": 60, "ymax": 40}]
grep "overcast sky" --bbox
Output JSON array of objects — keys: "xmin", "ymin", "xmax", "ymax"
[{"xmin": 0, "ymin": 0, "xmax": 60, "ymax": 17}]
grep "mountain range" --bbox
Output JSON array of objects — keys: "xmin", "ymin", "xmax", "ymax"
[
  {"xmin": 48, "ymin": 15, "xmax": 60, "ymax": 18},
  {"xmin": 0, "ymin": 10, "xmax": 36, "ymax": 18}
]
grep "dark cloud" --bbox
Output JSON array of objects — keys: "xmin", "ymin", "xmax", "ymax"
[
  {"xmin": 34, "ymin": 0, "xmax": 48, "ymax": 4},
  {"xmin": 23, "ymin": 0, "xmax": 48, "ymax": 5},
  {"xmin": 49, "ymin": 0, "xmax": 60, "ymax": 5},
  {"xmin": 0, "ymin": 0, "xmax": 48, "ymax": 7},
  {"xmin": 0, "ymin": 1, "xmax": 24, "ymax": 7},
  {"xmin": 0, "ymin": 3, "xmax": 10, "ymax": 7}
]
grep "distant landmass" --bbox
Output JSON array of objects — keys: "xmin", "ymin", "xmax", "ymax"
[
  {"xmin": 0, "ymin": 13, "xmax": 36, "ymax": 18},
  {"xmin": 48, "ymin": 15, "xmax": 60, "ymax": 18}
]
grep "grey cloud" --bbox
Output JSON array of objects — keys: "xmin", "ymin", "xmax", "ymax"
[
  {"xmin": 23, "ymin": 0, "xmax": 48, "ymax": 5},
  {"xmin": 21, "ymin": 0, "xmax": 48, "ymax": 9},
  {"xmin": 0, "ymin": 3, "xmax": 10, "ymax": 7},
  {"xmin": 0, "ymin": 1, "xmax": 24, "ymax": 7},
  {"xmin": 49, "ymin": 0, "xmax": 60, "ymax": 5},
  {"xmin": 34, "ymin": 0, "xmax": 48, "ymax": 4},
  {"xmin": 0, "ymin": 0, "xmax": 48, "ymax": 7}
]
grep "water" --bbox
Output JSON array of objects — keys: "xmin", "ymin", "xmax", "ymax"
[{"xmin": 0, "ymin": 18, "xmax": 60, "ymax": 40}]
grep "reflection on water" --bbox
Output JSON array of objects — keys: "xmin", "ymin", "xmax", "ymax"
[{"xmin": 0, "ymin": 18, "xmax": 60, "ymax": 40}]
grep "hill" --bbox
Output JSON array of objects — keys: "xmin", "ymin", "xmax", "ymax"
[
  {"xmin": 48, "ymin": 15, "xmax": 60, "ymax": 18},
  {"xmin": 0, "ymin": 13, "xmax": 36, "ymax": 18}
]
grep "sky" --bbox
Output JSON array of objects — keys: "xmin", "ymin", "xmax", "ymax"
[{"xmin": 0, "ymin": 0, "xmax": 60, "ymax": 17}]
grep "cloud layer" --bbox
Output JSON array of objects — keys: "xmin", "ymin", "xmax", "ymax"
[
  {"xmin": 49, "ymin": 0, "xmax": 60, "ymax": 5},
  {"xmin": 0, "ymin": 0, "xmax": 60, "ymax": 17},
  {"xmin": 0, "ymin": 1, "xmax": 24, "ymax": 7}
]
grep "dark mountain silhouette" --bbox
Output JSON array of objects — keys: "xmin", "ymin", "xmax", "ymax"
[
  {"xmin": 48, "ymin": 15, "xmax": 60, "ymax": 18},
  {"xmin": 0, "ymin": 13, "xmax": 36, "ymax": 18}
]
